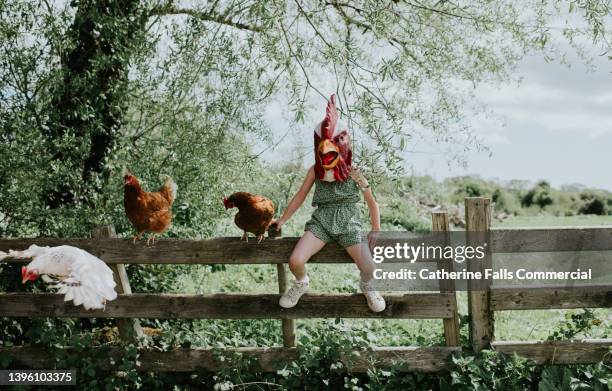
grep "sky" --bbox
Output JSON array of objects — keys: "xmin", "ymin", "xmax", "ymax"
[
  {"xmin": 409, "ymin": 50, "xmax": 612, "ymax": 190},
  {"xmin": 259, "ymin": 40, "xmax": 612, "ymax": 191}
]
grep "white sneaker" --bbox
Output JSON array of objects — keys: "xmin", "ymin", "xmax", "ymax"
[
  {"xmin": 360, "ymin": 280, "xmax": 386, "ymax": 312},
  {"xmin": 279, "ymin": 279, "xmax": 309, "ymax": 308}
]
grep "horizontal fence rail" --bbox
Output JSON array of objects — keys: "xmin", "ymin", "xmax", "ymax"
[
  {"xmin": 491, "ymin": 227, "xmax": 612, "ymax": 253},
  {"xmin": 2, "ymin": 342, "xmax": 608, "ymax": 372},
  {"xmin": 0, "ymin": 292, "xmax": 456, "ymax": 319},
  {"xmin": 0, "ymin": 346, "xmax": 461, "ymax": 373},
  {"xmin": 491, "ymin": 285, "xmax": 612, "ymax": 311},
  {"xmin": 492, "ymin": 340, "xmax": 612, "ymax": 365},
  {"xmin": 0, "ymin": 238, "xmax": 353, "ymax": 264},
  {"xmin": 2, "ymin": 227, "xmax": 612, "ymax": 265}
]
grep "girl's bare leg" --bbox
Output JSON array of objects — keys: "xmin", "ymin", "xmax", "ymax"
[
  {"xmin": 344, "ymin": 243, "xmax": 375, "ymax": 281},
  {"xmin": 288, "ymin": 231, "xmax": 326, "ymax": 281},
  {"xmin": 280, "ymin": 231, "xmax": 326, "ymax": 308},
  {"xmin": 345, "ymin": 243, "xmax": 386, "ymax": 312}
]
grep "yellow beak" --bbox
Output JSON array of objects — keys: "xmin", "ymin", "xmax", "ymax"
[{"xmin": 318, "ymin": 139, "xmax": 340, "ymax": 169}]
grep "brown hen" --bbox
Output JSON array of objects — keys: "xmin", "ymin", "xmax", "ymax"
[
  {"xmin": 124, "ymin": 173, "xmax": 177, "ymax": 245},
  {"xmin": 224, "ymin": 192, "xmax": 275, "ymax": 243}
]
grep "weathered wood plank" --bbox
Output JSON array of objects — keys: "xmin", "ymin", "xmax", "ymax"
[
  {"xmin": 0, "ymin": 238, "xmax": 351, "ymax": 264},
  {"xmin": 1, "ymin": 345, "xmax": 461, "ymax": 372},
  {"xmin": 432, "ymin": 212, "xmax": 460, "ymax": 347},
  {"xmin": 0, "ymin": 292, "xmax": 455, "ymax": 319},
  {"xmin": 276, "ymin": 263, "xmax": 296, "ymax": 347},
  {"xmin": 492, "ymin": 339, "xmax": 612, "ymax": 365},
  {"xmin": 491, "ymin": 227, "xmax": 612, "ymax": 253},
  {"xmin": 491, "ymin": 285, "xmax": 612, "ymax": 311},
  {"xmin": 2, "ymin": 227, "xmax": 611, "ymax": 266},
  {"xmin": 0, "ymin": 237, "xmax": 446, "ymax": 265},
  {"xmin": 466, "ymin": 197, "xmax": 493, "ymax": 353}
]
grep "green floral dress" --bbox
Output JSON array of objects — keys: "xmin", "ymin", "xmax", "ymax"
[{"xmin": 304, "ymin": 179, "xmax": 363, "ymax": 248}]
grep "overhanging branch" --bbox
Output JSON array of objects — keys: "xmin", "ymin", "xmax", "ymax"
[{"xmin": 149, "ymin": 6, "xmax": 263, "ymax": 33}]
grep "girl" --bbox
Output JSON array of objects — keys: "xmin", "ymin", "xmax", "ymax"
[{"xmin": 273, "ymin": 95, "xmax": 385, "ymax": 312}]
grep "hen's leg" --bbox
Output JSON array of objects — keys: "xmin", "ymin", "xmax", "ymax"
[
  {"xmin": 257, "ymin": 234, "xmax": 265, "ymax": 244},
  {"xmin": 41, "ymin": 275, "xmax": 56, "ymax": 283},
  {"xmin": 132, "ymin": 231, "xmax": 144, "ymax": 245},
  {"xmin": 241, "ymin": 231, "xmax": 248, "ymax": 243},
  {"xmin": 146, "ymin": 233, "xmax": 157, "ymax": 247}
]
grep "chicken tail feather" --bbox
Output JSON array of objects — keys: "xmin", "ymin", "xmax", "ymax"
[
  {"xmin": 54, "ymin": 280, "xmax": 116, "ymax": 310},
  {"xmin": 160, "ymin": 176, "xmax": 178, "ymax": 204}
]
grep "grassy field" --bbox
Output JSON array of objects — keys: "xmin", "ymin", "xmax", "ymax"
[
  {"xmin": 175, "ymin": 214, "xmax": 611, "ymax": 349},
  {"xmin": 494, "ymin": 214, "xmax": 612, "ymax": 228}
]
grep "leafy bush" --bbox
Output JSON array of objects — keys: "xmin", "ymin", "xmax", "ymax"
[
  {"xmin": 380, "ymin": 200, "xmax": 431, "ymax": 233},
  {"xmin": 448, "ymin": 177, "xmax": 495, "ymax": 203},
  {"xmin": 538, "ymin": 365, "xmax": 611, "ymax": 391},
  {"xmin": 443, "ymin": 350, "xmax": 537, "ymax": 390},
  {"xmin": 492, "ymin": 188, "xmax": 521, "ymax": 214},
  {"xmin": 578, "ymin": 192, "xmax": 609, "ymax": 215},
  {"xmin": 522, "ymin": 181, "xmax": 554, "ymax": 209}
]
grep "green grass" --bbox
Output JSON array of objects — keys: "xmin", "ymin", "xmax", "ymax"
[
  {"xmin": 495, "ymin": 214, "xmax": 612, "ymax": 228},
  {"xmin": 495, "ymin": 308, "xmax": 611, "ymax": 340}
]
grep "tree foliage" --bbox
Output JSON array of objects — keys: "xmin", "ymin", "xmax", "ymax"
[{"xmin": 1, "ymin": 0, "xmax": 611, "ymax": 236}]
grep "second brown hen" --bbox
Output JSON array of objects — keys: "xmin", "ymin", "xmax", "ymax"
[
  {"xmin": 124, "ymin": 173, "xmax": 177, "ymax": 245},
  {"xmin": 223, "ymin": 192, "xmax": 275, "ymax": 243}
]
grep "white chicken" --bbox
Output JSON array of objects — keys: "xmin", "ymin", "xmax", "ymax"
[{"xmin": 0, "ymin": 245, "xmax": 117, "ymax": 310}]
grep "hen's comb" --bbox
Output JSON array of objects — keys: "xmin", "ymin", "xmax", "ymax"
[{"xmin": 320, "ymin": 94, "xmax": 338, "ymax": 139}]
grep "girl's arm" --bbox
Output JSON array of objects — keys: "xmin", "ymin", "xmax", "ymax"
[
  {"xmin": 363, "ymin": 188, "xmax": 381, "ymax": 231},
  {"xmin": 275, "ymin": 166, "xmax": 316, "ymax": 228},
  {"xmin": 350, "ymin": 168, "xmax": 380, "ymax": 249}
]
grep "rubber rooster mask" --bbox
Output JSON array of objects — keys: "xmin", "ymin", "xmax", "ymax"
[{"xmin": 314, "ymin": 94, "xmax": 352, "ymax": 181}]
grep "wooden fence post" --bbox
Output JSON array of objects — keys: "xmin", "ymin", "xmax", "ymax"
[
  {"xmin": 432, "ymin": 211, "xmax": 460, "ymax": 347},
  {"xmin": 92, "ymin": 225, "xmax": 143, "ymax": 342},
  {"xmin": 465, "ymin": 197, "xmax": 493, "ymax": 352},
  {"xmin": 277, "ymin": 264, "xmax": 297, "ymax": 347}
]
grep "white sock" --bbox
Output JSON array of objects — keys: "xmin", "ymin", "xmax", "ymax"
[{"xmin": 297, "ymin": 275, "xmax": 309, "ymax": 283}]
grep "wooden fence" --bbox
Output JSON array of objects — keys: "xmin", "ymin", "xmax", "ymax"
[
  {"xmin": 0, "ymin": 197, "xmax": 610, "ymax": 372},
  {"xmin": 465, "ymin": 198, "xmax": 612, "ymax": 365}
]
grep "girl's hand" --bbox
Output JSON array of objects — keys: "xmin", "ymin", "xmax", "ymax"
[
  {"xmin": 367, "ymin": 230, "xmax": 380, "ymax": 251},
  {"xmin": 349, "ymin": 167, "xmax": 369, "ymax": 189},
  {"xmin": 270, "ymin": 218, "xmax": 284, "ymax": 230},
  {"xmin": 268, "ymin": 219, "xmax": 284, "ymax": 238}
]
